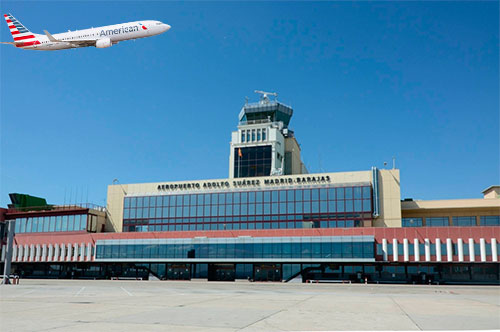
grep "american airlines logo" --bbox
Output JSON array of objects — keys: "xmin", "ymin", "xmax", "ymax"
[{"xmin": 99, "ymin": 25, "xmax": 140, "ymax": 37}]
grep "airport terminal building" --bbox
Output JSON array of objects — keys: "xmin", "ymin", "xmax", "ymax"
[{"xmin": 1, "ymin": 94, "xmax": 499, "ymax": 284}]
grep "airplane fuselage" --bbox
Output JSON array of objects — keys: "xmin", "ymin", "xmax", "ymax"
[{"xmin": 11, "ymin": 20, "xmax": 170, "ymax": 50}]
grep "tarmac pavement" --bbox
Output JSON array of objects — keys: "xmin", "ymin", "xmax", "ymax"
[{"xmin": 0, "ymin": 279, "xmax": 499, "ymax": 331}]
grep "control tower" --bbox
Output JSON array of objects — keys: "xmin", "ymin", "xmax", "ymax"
[{"xmin": 229, "ymin": 91, "xmax": 308, "ymax": 178}]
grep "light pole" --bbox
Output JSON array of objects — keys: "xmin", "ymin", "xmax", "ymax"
[{"xmin": 2, "ymin": 220, "xmax": 15, "ymax": 284}]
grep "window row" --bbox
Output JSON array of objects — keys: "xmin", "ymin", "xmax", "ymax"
[
  {"xmin": 124, "ymin": 186, "xmax": 373, "ymax": 209},
  {"xmin": 13, "ymin": 214, "xmax": 88, "ymax": 234},
  {"xmin": 123, "ymin": 219, "xmax": 366, "ymax": 232},
  {"xmin": 402, "ymin": 216, "xmax": 500, "ymax": 227},
  {"xmin": 96, "ymin": 241, "xmax": 375, "ymax": 260},
  {"xmin": 241, "ymin": 128, "xmax": 267, "ymax": 143},
  {"xmin": 124, "ymin": 199, "xmax": 372, "ymax": 219}
]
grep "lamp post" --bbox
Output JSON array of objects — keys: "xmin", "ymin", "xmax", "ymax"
[{"xmin": 2, "ymin": 220, "xmax": 15, "ymax": 285}]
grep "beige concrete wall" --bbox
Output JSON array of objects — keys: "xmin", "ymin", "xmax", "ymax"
[
  {"xmin": 401, "ymin": 197, "xmax": 500, "ymax": 224},
  {"xmin": 87, "ymin": 209, "xmax": 107, "ymax": 233},
  {"xmin": 106, "ymin": 184, "xmax": 128, "ymax": 232},
  {"xmin": 374, "ymin": 169, "xmax": 402, "ymax": 227},
  {"xmin": 483, "ymin": 186, "xmax": 500, "ymax": 199},
  {"xmin": 284, "ymin": 137, "xmax": 303, "ymax": 175}
]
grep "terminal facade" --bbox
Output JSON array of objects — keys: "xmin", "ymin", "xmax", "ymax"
[{"xmin": 1, "ymin": 93, "xmax": 499, "ymax": 284}]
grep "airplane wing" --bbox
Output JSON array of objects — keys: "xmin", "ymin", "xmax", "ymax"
[{"xmin": 44, "ymin": 30, "xmax": 98, "ymax": 47}]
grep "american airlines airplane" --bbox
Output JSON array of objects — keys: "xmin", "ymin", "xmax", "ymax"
[{"xmin": 1, "ymin": 13, "xmax": 171, "ymax": 50}]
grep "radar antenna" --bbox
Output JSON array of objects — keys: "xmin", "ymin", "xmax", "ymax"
[{"xmin": 255, "ymin": 90, "xmax": 278, "ymax": 104}]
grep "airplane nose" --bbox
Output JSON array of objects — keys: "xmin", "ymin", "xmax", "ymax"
[{"xmin": 164, "ymin": 24, "xmax": 171, "ymax": 31}]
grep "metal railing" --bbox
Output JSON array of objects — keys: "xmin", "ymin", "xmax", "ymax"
[
  {"xmin": 7, "ymin": 203, "xmax": 106, "ymax": 213},
  {"xmin": 238, "ymin": 119, "xmax": 273, "ymax": 126}
]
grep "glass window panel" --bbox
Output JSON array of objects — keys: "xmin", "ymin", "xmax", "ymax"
[
  {"xmin": 295, "ymin": 200, "xmax": 303, "ymax": 213},
  {"xmin": 248, "ymin": 192, "xmax": 255, "ymax": 203},
  {"xmin": 426, "ymin": 217, "xmax": 448, "ymax": 227},
  {"xmin": 279, "ymin": 201, "xmax": 286, "ymax": 214},
  {"xmin": 337, "ymin": 201, "xmax": 345, "ymax": 212},
  {"xmin": 49, "ymin": 216, "xmax": 56, "ymax": 232},
  {"xmin": 25, "ymin": 218, "xmax": 32, "ymax": 233},
  {"xmin": 311, "ymin": 201, "xmax": 319, "ymax": 213},
  {"xmin": 480, "ymin": 216, "xmax": 500, "ymax": 226},
  {"xmin": 303, "ymin": 189, "xmax": 311, "ymax": 201},
  {"xmin": 38, "ymin": 217, "xmax": 45, "ymax": 232},
  {"xmin": 320, "ymin": 201, "xmax": 327, "ymax": 213},
  {"xmin": 452, "ymin": 216, "xmax": 476, "ymax": 226},
  {"xmin": 262, "ymin": 191, "xmax": 270, "ymax": 203},
  {"xmin": 328, "ymin": 188, "xmax": 336, "ymax": 200},
  {"xmin": 65, "ymin": 215, "xmax": 73, "ymax": 231},
  {"xmin": 279, "ymin": 190, "xmax": 287, "ymax": 202},
  {"xmin": 363, "ymin": 186, "xmax": 371, "ymax": 199},
  {"xmin": 402, "ymin": 218, "xmax": 423, "ymax": 227},
  {"xmin": 337, "ymin": 188, "xmax": 345, "ymax": 199},
  {"xmin": 55, "ymin": 217, "xmax": 61, "ymax": 232},
  {"xmin": 354, "ymin": 187, "xmax": 362, "ymax": 199},
  {"xmin": 42, "ymin": 217, "xmax": 50, "ymax": 232},
  {"xmin": 345, "ymin": 200, "xmax": 354, "ymax": 212},
  {"xmin": 80, "ymin": 215, "xmax": 87, "ymax": 230},
  {"xmin": 218, "ymin": 193, "xmax": 226, "ymax": 205},
  {"xmin": 130, "ymin": 197, "xmax": 137, "ymax": 208},
  {"xmin": 255, "ymin": 191, "xmax": 262, "ymax": 203},
  {"xmin": 362, "ymin": 199, "xmax": 371, "ymax": 212},
  {"xmin": 311, "ymin": 189, "xmax": 319, "ymax": 201},
  {"xmin": 271, "ymin": 191, "xmax": 278, "ymax": 203},
  {"xmin": 18, "ymin": 219, "xmax": 26, "ymax": 233},
  {"xmin": 136, "ymin": 197, "xmax": 143, "ymax": 208},
  {"xmin": 345, "ymin": 188, "xmax": 353, "ymax": 199}
]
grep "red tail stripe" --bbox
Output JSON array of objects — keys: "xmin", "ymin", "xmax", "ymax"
[
  {"xmin": 8, "ymin": 24, "xmax": 16, "ymax": 29},
  {"xmin": 14, "ymin": 35, "xmax": 35, "ymax": 41},
  {"xmin": 11, "ymin": 31, "xmax": 20, "ymax": 35},
  {"xmin": 3, "ymin": 14, "xmax": 7, "ymax": 17},
  {"xmin": 6, "ymin": 19, "xmax": 12, "ymax": 23}
]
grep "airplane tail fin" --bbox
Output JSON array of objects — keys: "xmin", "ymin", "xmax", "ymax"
[{"xmin": 3, "ymin": 13, "xmax": 41, "ymax": 45}]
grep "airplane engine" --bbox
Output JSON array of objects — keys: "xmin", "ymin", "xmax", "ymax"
[{"xmin": 95, "ymin": 38, "xmax": 112, "ymax": 48}]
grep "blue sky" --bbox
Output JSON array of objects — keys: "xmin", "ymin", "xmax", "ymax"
[{"xmin": 0, "ymin": 1, "xmax": 498, "ymax": 207}]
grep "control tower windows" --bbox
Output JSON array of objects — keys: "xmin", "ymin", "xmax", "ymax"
[{"xmin": 234, "ymin": 145, "xmax": 272, "ymax": 178}]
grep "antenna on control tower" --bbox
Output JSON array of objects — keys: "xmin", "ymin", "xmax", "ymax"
[{"xmin": 255, "ymin": 90, "xmax": 278, "ymax": 104}]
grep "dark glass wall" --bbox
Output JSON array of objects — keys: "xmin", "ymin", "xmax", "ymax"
[
  {"xmin": 14, "ymin": 214, "xmax": 88, "ymax": 233},
  {"xmin": 123, "ymin": 185, "xmax": 373, "ymax": 232},
  {"xmin": 234, "ymin": 146, "xmax": 272, "ymax": 178},
  {"xmin": 95, "ymin": 236, "xmax": 375, "ymax": 261}
]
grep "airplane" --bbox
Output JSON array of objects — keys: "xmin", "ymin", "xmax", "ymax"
[{"xmin": 1, "ymin": 13, "xmax": 171, "ymax": 50}]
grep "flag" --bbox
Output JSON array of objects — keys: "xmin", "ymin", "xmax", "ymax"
[{"xmin": 238, "ymin": 148, "xmax": 243, "ymax": 158}]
